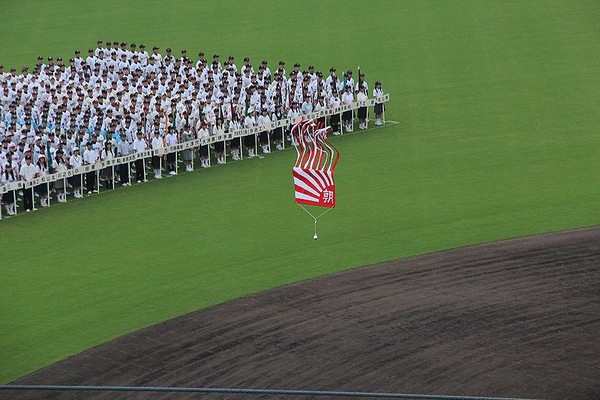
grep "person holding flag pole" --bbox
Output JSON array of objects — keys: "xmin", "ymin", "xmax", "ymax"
[
  {"xmin": 373, "ymin": 80, "xmax": 385, "ymax": 126},
  {"xmin": 165, "ymin": 126, "xmax": 178, "ymax": 175},
  {"xmin": 165, "ymin": 110, "xmax": 178, "ymax": 175}
]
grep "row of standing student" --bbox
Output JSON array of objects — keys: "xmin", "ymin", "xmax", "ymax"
[{"xmin": 1, "ymin": 96, "xmax": 385, "ymax": 217}]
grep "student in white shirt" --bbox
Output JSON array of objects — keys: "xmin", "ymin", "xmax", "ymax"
[
  {"xmin": 83, "ymin": 141, "xmax": 99, "ymax": 195},
  {"xmin": 138, "ymin": 44, "xmax": 149, "ymax": 66},
  {"xmin": 256, "ymin": 108, "xmax": 271, "ymax": 154},
  {"xmin": 341, "ymin": 85, "xmax": 354, "ymax": 132},
  {"xmin": 328, "ymin": 91, "xmax": 341, "ymax": 135},
  {"xmin": 100, "ymin": 141, "xmax": 115, "ymax": 189},
  {"xmin": 132, "ymin": 131, "xmax": 147, "ymax": 183},
  {"xmin": 243, "ymin": 107, "xmax": 258, "ymax": 158},
  {"xmin": 373, "ymin": 81, "xmax": 385, "ymax": 126},
  {"xmin": 164, "ymin": 127, "xmax": 177, "ymax": 175},
  {"xmin": 150, "ymin": 129, "xmax": 164, "ymax": 179},
  {"xmin": 69, "ymin": 147, "xmax": 83, "ymax": 198},
  {"xmin": 35, "ymin": 155, "xmax": 49, "ymax": 207},
  {"xmin": 356, "ymin": 86, "xmax": 369, "ymax": 130},
  {"xmin": 19, "ymin": 154, "xmax": 38, "ymax": 211},
  {"xmin": 52, "ymin": 149, "xmax": 69, "ymax": 202}
]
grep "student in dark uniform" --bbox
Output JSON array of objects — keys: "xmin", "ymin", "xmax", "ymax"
[{"xmin": 1, "ymin": 163, "xmax": 17, "ymax": 215}]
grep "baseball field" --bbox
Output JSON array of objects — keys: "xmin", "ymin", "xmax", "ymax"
[{"xmin": 1, "ymin": 1, "xmax": 599, "ymax": 398}]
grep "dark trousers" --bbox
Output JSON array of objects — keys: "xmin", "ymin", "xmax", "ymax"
[
  {"xmin": 120, "ymin": 162, "xmax": 130, "ymax": 183},
  {"xmin": 166, "ymin": 153, "xmax": 176, "ymax": 172},
  {"xmin": 330, "ymin": 114, "xmax": 340, "ymax": 132},
  {"xmin": 135, "ymin": 159, "xmax": 144, "ymax": 181},
  {"xmin": 86, "ymin": 171, "xmax": 96, "ymax": 192},
  {"xmin": 23, "ymin": 187, "xmax": 33, "ymax": 210}
]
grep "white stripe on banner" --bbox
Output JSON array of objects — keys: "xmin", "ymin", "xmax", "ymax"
[
  {"xmin": 306, "ymin": 169, "xmax": 327, "ymax": 191},
  {"xmin": 294, "ymin": 168, "xmax": 321, "ymax": 194},
  {"xmin": 293, "ymin": 177, "xmax": 320, "ymax": 197},
  {"xmin": 294, "ymin": 191, "xmax": 319, "ymax": 203}
]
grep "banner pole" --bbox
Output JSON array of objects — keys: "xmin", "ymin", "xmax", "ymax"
[
  {"xmin": 207, "ymin": 143, "xmax": 211, "ymax": 167},
  {"xmin": 143, "ymin": 155, "xmax": 147, "ymax": 182},
  {"xmin": 382, "ymin": 94, "xmax": 386, "ymax": 125},
  {"xmin": 267, "ymin": 128, "xmax": 272, "ymax": 154}
]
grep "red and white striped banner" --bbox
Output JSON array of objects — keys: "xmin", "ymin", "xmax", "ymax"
[{"xmin": 292, "ymin": 119, "xmax": 340, "ymax": 208}]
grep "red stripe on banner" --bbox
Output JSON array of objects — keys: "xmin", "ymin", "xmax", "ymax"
[
  {"xmin": 294, "ymin": 183, "xmax": 319, "ymax": 199},
  {"xmin": 305, "ymin": 168, "xmax": 327, "ymax": 191},
  {"xmin": 292, "ymin": 120, "xmax": 338, "ymax": 209},
  {"xmin": 293, "ymin": 168, "xmax": 320, "ymax": 193}
]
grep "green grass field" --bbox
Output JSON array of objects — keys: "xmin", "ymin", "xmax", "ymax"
[{"xmin": 1, "ymin": 0, "xmax": 599, "ymax": 384}]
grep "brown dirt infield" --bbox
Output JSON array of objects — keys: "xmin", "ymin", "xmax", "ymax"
[{"xmin": 7, "ymin": 227, "xmax": 600, "ymax": 400}]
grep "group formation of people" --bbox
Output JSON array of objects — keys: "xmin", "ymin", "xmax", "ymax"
[{"xmin": 0, "ymin": 40, "xmax": 387, "ymax": 216}]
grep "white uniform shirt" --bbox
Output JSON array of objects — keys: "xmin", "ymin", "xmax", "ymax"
[
  {"xmin": 69, "ymin": 153, "xmax": 82, "ymax": 168},
  {"xmin": 244, "ymin": 114, "xmax": 257, "ymax": 128},
  {"xmin": 133, "ymin": 137, "xmax": 148, "ymax": 152},
  {"xmin": 165, "ymin": 132, "xmax": 177, "ymax": 147},
  {"xmin": 20, "ymin": 161, "xmax": 37, "ymax": 181},
  {"xmin": 342, "ymin": 91, "xmax": 354, "ymax": 106},
  {"xmin": 83, "ymin": 147, "xmax": 99, "ymax": 164},
  {"xmin": 151, "ymin": 135, "xmax": 163, "ymax": 150}
]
